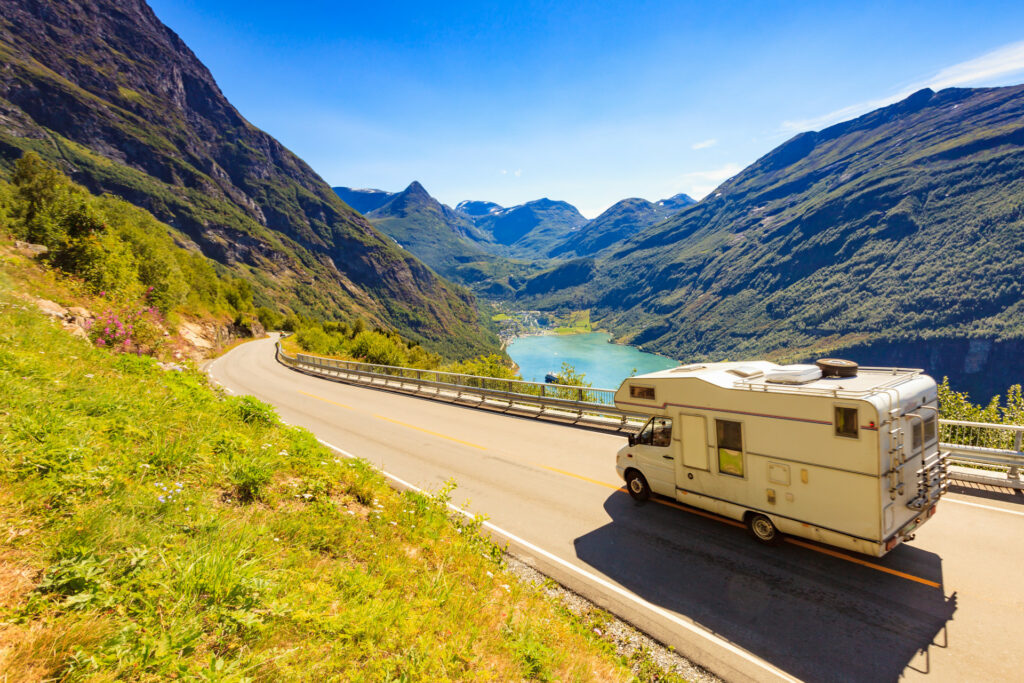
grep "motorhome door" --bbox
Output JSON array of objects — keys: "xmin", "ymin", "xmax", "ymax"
[
  {"xmin": 676, "ymin": 414, "xmax": 714, "ymax": 492},
  {"xmin": 631, "ymin": 417, "xmax": 675, "ymax": 496}
]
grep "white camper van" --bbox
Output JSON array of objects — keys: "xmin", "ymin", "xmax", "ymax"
[{"xmin": 613, "ymin": 360, "xmax": 946, "ymax": 557}]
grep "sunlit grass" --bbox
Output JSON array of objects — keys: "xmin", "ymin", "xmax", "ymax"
[{"xmin": 0, "ymin": 281, "xmax": 636, "ymax": 681}]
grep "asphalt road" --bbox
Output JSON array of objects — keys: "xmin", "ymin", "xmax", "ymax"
[{"xmin": 208, "ymin": 337, "xmax": 1024, "ymax": 682}]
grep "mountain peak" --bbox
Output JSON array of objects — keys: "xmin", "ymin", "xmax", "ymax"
[
  {"xmin": 656, "ymin": 193, "xmax": 696, "ymax": 212},
  {"xmin": 405, "ymin": 180, "xmax": 429, "ymax": 196},
  {"xmin": 456, "ymin": 200, "xmax": 503, "ymax": 217}
]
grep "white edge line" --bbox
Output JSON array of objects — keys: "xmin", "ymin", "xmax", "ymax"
[
  {"xmin": 944, "ymin": 498, "xmax": 1024, "ymax": 517},
  {"xmin": 314, "ymin": 437, "xmax": 799, "ymax": 683}
]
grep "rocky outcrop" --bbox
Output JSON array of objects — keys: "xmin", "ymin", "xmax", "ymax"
[{"xmin": 13, "ymin": 241, "xmax": 48, "ymax": 257}]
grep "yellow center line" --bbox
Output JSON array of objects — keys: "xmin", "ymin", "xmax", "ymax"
[
  {"xmin": 540, "ymin": 465, "xmax": 623, "ymax": 490},
  {"xmin": 782, "ymin": 537, "xmax": 941, "ymax": 588},
  {"xmin": 373, "ymin": 414, "xmax": 488, "ymax": 450},
  {"xmin": 298, "ymin": 390, "xmax": 354, "ymax": 410},
  {"xmin": 539, "ymin": 464, "xmax": 939, "ymax": 588},
  {"xmin": 299, "ymin": 390, "xmax": 487, "ymax": 450}
]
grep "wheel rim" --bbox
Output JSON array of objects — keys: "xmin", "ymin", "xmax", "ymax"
[
  {"xmin": 752, "ymin": 517, "xmax": 775, "ymax": 540},
  {"xmin": 630, "ymin": 478, "xmax": 644, "ymax": 494}
]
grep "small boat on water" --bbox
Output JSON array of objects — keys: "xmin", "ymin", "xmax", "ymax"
[{"xmin": 544, "ymin": 372, "xmax": 558, "ymax": 383}]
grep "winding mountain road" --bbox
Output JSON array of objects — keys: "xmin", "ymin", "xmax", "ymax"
[{"xmin": 208, "ymin": 336, "xmax": 1024, "ymax": 682}]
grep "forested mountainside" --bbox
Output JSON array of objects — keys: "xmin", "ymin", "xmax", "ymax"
[
  {"xmin": 549, "ymin": 197, "xmax": 685, "ymax": 258},
  {"xmin": 528, "ymin": 85, "xmax": 1024, "ymax": 397},
  {"xmin": 0, "ymin": 0, "xmax": 497, "ymax": 358}
]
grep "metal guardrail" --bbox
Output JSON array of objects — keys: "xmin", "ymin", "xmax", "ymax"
[
  {"xmin": 275, "ymin": 339, "xmax": 1024, "ymax": 483},
  {"xmin": 940, "ymin": 420, "xmax": 1023, "ymax": 478},
  {"xmin": 275, "ymin": 339, "xmax": 648, "ymax": 429}
]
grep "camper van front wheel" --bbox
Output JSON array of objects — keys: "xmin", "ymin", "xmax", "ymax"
[
  {"xmin": 625, "ymin": 471, "xmax": 651, "ymax": 502},
  {"xmin": 746, "ymin": 513, "xmax": 780, "ymax": 545}
]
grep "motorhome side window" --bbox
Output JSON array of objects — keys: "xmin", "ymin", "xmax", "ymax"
[
  {"xmin": 630, "ymin": 385, "xmax": 655, "ymax": 400},
  {"xmin": 834, "ymin": 407, "xmax": 858, "ymax": 438},
  {"xmin": 716, "ymin": 419, "xmax": 744, "ymax": 477}
]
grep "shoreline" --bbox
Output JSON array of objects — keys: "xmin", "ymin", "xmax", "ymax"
[{"xmin": 505, "ymin": 330, "xmax": 679, "ymax": 386}]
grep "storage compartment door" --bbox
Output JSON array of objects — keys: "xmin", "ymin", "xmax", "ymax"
[{"xmin": 680, "ymin": 414, "xmax": 709, "ymax": 470}]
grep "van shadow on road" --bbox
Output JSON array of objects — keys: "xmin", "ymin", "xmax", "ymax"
[{"xmin": 573, "ymin": 492, "xmax": 957, "ymax": 682}]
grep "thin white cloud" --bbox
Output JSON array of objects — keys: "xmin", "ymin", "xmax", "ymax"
[
  {"xmin": 691, "ymin": 138, "xmax": 717, "ymax": 150},
  {"xmin": 781, "ymin": 40, "xmax": 1024, "ymax": 133},
  {"xmin": 500, "ymin": 169, "xmax": 508, "ymax": 175},
  {"xmin": 514, "ymin": 169, "xmax": 522, "ymax": 177}
]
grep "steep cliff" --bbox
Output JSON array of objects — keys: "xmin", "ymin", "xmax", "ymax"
[{"xmin": 0, "ymin": 0, "xmax": 496, "ymax": 358}]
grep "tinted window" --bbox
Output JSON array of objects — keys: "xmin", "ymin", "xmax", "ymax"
[
  {"xmin": 630, "ymin": 385, "xmax": 655, "ymax": 400},
  {"xmin": 716, "ymin": 419, "xmax": 744, "ymax": 477},
  {"xmin": 835, "ymin": 407, "xmax": 858, "ymax": 438},
  {"xmin": 913, "ymin": 415, "xmax": 938, "ymax": 450}
]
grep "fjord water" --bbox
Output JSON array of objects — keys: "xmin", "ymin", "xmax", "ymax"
[{"xmin": 507, "ymin": 332, "xmax": 678, "ymax": 389}]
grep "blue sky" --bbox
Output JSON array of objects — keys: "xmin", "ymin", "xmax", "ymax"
[{"xmin": 149, "ymin": 0, "xmax": 1024, "ymax": 217}]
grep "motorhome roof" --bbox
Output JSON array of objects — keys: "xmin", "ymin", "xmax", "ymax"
[{"xmin": 633, "ymin": 361, "xmax": 925, "ymax": 397}]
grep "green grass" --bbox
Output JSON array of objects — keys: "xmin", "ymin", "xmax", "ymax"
[
  {"xmin": 0, "ymin": 280, "xmax": 636, "ymax": 681},
  {"xmin": 553, "ymin": 310, "xmax": 592, "ymax": 335}
]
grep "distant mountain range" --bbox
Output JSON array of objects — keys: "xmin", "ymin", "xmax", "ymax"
[
  {"xmin": 524, "ymin": 85, "xmax": 1024, "ymax": 397},
  {"xmin": 333, "ymin": 185, "xmax": 696, "ymax": 280},
  {"xmin": 0, "ymin": 0, "xmax": 497, "ymax": 358}
]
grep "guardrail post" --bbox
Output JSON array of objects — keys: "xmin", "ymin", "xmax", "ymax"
[{"xmin": 1010, "ymin": 431, "xmax": 1023, "ymax": 481}]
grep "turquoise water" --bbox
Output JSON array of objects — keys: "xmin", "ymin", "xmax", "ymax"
[{"xmin": 506, "ymin": 332, "xmax": 678, "ymax": 389}]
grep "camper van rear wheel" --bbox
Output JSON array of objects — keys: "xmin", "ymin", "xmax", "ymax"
[
  {"xmin": 625, "ymin": 471, "xmax": 651, "ymax": 502},
  {"xmin": 747, "ymin": 513, "xmax": 780, "ymax": 545}
]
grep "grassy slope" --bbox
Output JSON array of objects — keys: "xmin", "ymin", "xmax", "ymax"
[{"xmin": 0, "ymin": 271, "xmax": 641, "ymax": 680}]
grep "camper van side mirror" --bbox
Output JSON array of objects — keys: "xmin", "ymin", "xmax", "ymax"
[{"xmin": 627, "ymin": 434, "xmax": 636, "ymax": 447}]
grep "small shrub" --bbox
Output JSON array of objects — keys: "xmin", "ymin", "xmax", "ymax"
[
  {"xmin": 505, "ymin": 624, "xmax": 556, "ymax": 681},
  {"xmin": 229, "ymin": 459, "xmax": 273, "ymax": 503},
  {"xmin": 228, "ymin": 395, "xmax": 278, "ymax": 426},
  {"xmin": 36, "ymin": 547, "xmax": 109, "ymax": 610}
]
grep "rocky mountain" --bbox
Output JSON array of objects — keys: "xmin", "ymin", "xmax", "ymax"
[
  {"xmin": 360, "ymin": 181, "xmax": 491, "ymax": 268},
  {"xmin": 656, "ymin": 192, "xmax": 696, "ymax": 212},
  {"xmin": 0, "ymin": 0, "xmax": 497, "ymax": 358},
  {"xmin": 456, "ymin": 200, "xmax": 503, "ymax": 217},
  {"xmin": 529, "ymin": 85, "xmax": 1024, "ymax": 397},
  {"xmin": 336, "ymin": 182, "xmax": 541, "ymax": 297},
  {"xmin": 473, "ymin": 198, "xmax": 588, "ymax": 257},
  {"xmin": 549, "ymin": 197, "xmax": 680, "ymax": 258},
  {"xmin": 333, "ymin": 186, "xmax": 396, "ymax": 215}
]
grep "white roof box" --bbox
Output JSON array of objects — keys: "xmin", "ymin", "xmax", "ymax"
[{"xmin": 764, "ymin": 364, "xmax": 822, "ymax": 385}]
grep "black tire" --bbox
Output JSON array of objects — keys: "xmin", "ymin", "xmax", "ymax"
[
  {"xmin": 625, "ymin": 470, "xmax": 651, "ymax": 502},
  {"xmin": 746, "ymin": 513, "xmax": 781, "ymax": 545},
  {"xmin": 815, "ymin": 358, "xmax": 859, "ymax": 378}
]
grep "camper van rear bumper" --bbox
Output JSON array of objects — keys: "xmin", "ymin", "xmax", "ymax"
[{"xmin": 884, "ymin": 503, "xmax": 939, "ymax": 554}]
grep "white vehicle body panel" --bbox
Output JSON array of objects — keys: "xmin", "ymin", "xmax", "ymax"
[{"xmin": 614, "ymin": 361, "xmax": 944, "ymax": 557}]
